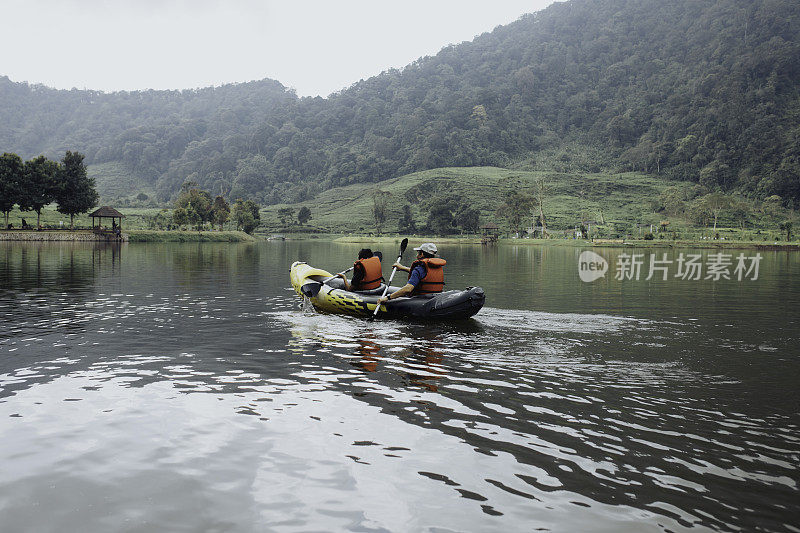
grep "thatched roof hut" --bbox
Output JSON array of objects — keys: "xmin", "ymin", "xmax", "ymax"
[{"xmin": 89, "ymin": 206, "xmax": 124, "ymax": 229}]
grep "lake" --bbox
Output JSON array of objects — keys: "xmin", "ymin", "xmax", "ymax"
[{"xmin": 1, "ymin": 240, "xmax": 798, "ymax": 532}]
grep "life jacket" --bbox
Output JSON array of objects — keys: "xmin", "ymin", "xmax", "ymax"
[
  {"xmin": 409, "ymin": 257, "xmax": 446, "ymax": 294},
  {"xmin": 353, "ymin": 256, "xmax": 383, "ymax": 290}
]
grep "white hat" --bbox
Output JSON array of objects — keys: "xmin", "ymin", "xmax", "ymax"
[{"xmin": 413, "ymin": 242, "xmax": 438, "ymax": 255}]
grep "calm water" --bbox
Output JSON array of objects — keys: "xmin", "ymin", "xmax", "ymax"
[{"xmin": 1, "ymin": 241, "xmax": 798, "ymax": 532}]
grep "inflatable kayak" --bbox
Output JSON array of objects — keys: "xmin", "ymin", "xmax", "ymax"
[{"xmin": 290, "ymin": 261, "xmax": 485, "ymax": 320}]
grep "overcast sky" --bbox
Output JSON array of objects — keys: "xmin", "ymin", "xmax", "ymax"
[{"xmin": 2, "ymin": 0, "xmax": 555, "ymax": 97}]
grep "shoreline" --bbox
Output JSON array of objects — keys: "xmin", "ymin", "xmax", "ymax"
[
  {"xmin": 330, "ymin": 235, "xmax": 800, "ymax": 251},
  {"xmin": 0, "ymin": 230, "xmax": 127, "ymax": 242},
  {"xmin": 2, "ymin": 230, "xmax": 797, "ymax": 250},
  {"xmin": 0, "ymin": 230, "xmax": 254, "ymax": 243},
  {"xmin": 126, "ymin": 230, "xmax": 256, "ymax": 242}
]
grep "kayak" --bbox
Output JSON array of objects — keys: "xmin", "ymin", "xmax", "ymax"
[{"xmin": 289, "ymin": 261, "xmax": 485, "ymax": 320}]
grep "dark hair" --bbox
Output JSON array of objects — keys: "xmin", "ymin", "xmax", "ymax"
[
  {"xmin": 358, "ymin": 248, "xmax": 373, "ymax": 260},
  {"xmin": 420, "ymin": 250, "xmax": 435, "ymax": 258}
]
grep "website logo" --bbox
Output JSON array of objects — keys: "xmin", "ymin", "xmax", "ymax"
[{"xmin": 578, "ymin": 251, "xmax": 608, "ymax": 282}]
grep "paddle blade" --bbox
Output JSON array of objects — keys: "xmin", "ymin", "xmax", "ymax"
[{"xmin": 400, "ymin": 238, "xmax": 408, "ymax": 255}]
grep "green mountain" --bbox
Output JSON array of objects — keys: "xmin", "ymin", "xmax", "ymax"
[{"xmin": 1, "ymin": 0, "xmax": 798, "ymax": 206}]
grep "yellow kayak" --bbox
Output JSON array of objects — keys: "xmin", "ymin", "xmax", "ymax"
[{"xmin": 289, "ymin": 261, "xmax": 485, "ymax": 320}]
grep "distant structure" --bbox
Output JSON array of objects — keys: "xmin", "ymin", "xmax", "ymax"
[
  {"xmin": 526, "ymin": 225, "xmax": 545, "ymax": 238},
  {"xmin": 636, "ymin": 223, "xmax": 654, "ymax": 236},
  {"xmin": 89, "ymin": 206, "xmax": 126, "ymax": 241},
  {"xmin": 481, "ymin": 223, "xmax": 500, "ymax": 245}
]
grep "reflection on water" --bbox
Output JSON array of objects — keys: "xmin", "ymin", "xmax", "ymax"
[{"xmin": 0, "ymin": 241, "xmax": 798, "ymax": 532}]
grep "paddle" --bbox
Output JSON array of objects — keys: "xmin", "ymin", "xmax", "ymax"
[
  {"xmin": 370, "ymin": 238, "xmax": 408, "ymax": 320},
  {"xmin": 322, "ymin": 266, "xmax": 354, "ymax": 283},
  {"xmin": 321, "ymin": 250, "xmax": 382, "ymax": 284},
  {"xmin": 300, "ymin": 266, "xmax": 355, "ymax": 298}
]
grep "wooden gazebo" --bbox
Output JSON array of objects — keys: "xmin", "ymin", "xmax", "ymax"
[
  {"xmin": 89, "ymin": 206, "xmax": 124, "ymax": 233},
  {"xmin": 480, "ymin": 222, "xmax": 500, "ymax": 245}
]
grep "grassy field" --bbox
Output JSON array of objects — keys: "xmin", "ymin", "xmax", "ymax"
[
  {"xmin": 259, "ymin": 167, "xmax": 677, "ymax": 232},
  {"xmin": 3, "ymin": 206, "xmax": 167, "ymax": 231},
  {"xmin": 257, "ymin": 166, "xmax": 797, "ymax": 242},
  {"xmin": 2, "ymin": 206, "xmax": 245, "ymax": 238}
]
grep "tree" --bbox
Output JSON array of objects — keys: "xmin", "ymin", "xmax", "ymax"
[
  {"xmin": 277, "ymin": 207, "xmax": 294, "ymax": 227},
  {"xmin": 497, "ymin": 189, "xmax": 535, "ymax": 235},
  {"xmin": 730, "ymin": 199, "xmax": 752, "ymax": 234},
  {"xmin": 699, "ymin": 160, "xmax": 733, "ymax": 190},
  {"xmin": 173, "ymin": 185, "xmax": 213, "ymax": 230},
  {"xmin": 426, "ymin": 196, "xmax": 458, "ymax": 235},
  {"xmin": 297, "ymin": 206, "xmax": 312, "ymax": 226},
  {"xmin": 655, "ymin": 186, "xmax": 690, "ymax": 216},
  {"xmin": 779, "ymin": 221, "xmax": 793, "ymax": 241},
  {"xmin": 245, "ymin": 200, "xmax": 261, "ymax": 226},
  {"xmin": 172, "ymin": 207, "xmax": 189, "ymax": 227},
  {"xmin": 234, "ymin": 198, "xmax": 261, "ymax": 234},
  {"xmin": 372, "ymin": 189, "xmax": 391, "ymax": 234},
  {"xmin": 692, "ymin": 193, "xmax": 732, "ymax": 232},
  {"xmin": 399, "ymin": 204, "xmax": 417, "ymax": 233},
  {"xmin": 55, "ymin": 151, "xmax": 98, "ymax": 229},
  {"xmin": 19, "ymin": 156, "xmax": 60, "ymax": 229},
  {"xmin": 148, "ymin": 208, "xmax": 172, "ymax": 229},
  {"xmin": 688, "ymin": 201, "xmax": 711, "ymax": 228},
  {"xmin": 533, "ymin": 179, "xmax": 547, "ymax": 236},
  {"xmin": 211, "ymin": 196, "xmax": 230, "ymax": 230},
  {"xmin": 0, "ymin": 152, "xmax": 23, "ymax": 227},
  {"xmin": 236, "ymin": 209, "xmax": 255, "ymax": 234},
  {"xmin": 456, "ymin": 206, "xmax": 480, "ymax": 233}
]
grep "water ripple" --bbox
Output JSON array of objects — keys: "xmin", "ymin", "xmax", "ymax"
[{"xmin": 1, "ymin": 243, "xmax": 798, "ymax": 532}]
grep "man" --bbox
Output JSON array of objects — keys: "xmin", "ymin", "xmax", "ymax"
[
  {"xmin": 377, "ymin": 242, "xmax": 445, "ymax": 305},
  {"xmin": 338, "ymin": 248, "xmax": 383, "ymax": 292}
]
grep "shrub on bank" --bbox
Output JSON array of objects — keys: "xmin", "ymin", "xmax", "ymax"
[{"xmin": 127, "ymin": 230, "xmax": 255, "ymax": 243}]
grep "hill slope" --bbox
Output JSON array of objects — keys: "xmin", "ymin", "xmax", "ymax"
[
  {"xmin": 261, "ymin": 166, "xmax": 794, "ymax": 241},
  {"xmin": 1, "ymin": 0, "xmax": 799, "ymax": 205},
  {"xmin": 261, "ymin": 167, "xmax": 690, "ymax": 234}
]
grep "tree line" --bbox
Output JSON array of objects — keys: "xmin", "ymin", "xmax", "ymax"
[
  {"xmin": 1, "ymin": 0, "xmax": 798, "ymax": 207},
  {"xmin": 169, "ymin": 182, "xmax": 261, "ymax": 234},
  {"xmin": 0, "ymin": 151, "xmax": 98, "ymax": 229}
]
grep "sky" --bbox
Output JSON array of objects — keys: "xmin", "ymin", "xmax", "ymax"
[{"xmin": 1, "ymin": 0, "xmax": 556, "ymax": 97}]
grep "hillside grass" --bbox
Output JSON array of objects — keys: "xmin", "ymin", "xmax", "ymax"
[
  {"xmin": 258, "ymin": 166, "xmax": 796, "ymax": 241},
  {"xmin": 260, "ymin": 166, "xmax": 667, "ymax": 232},
  {"xmin": 89, "ymin": 162, "xmax": 158, "ymax": 206}
]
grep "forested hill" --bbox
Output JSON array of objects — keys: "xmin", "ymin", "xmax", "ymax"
[{"xmin": 2, "ymin": 0, "xmax": 799, "ymax": 206}]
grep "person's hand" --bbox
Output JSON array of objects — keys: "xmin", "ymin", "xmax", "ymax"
[
  {"xmin": 392, "ymin": 262, "xmax": 402, "ymax": 269},
  {"xmin": 377, "ymin": 296, "xmax": 389, "ymax": 305},
  {"xmin": 337, "ymin": 273, "xmax": 346, "ymax": 279}
]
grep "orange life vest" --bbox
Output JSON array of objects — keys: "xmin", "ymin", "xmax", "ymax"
[
  {"xmin": 409, "ymin": 257, "xmax": 446, "ymax": 294},
  {"xmin": 353, "ymin": 256, "xmax": 383, "ymax": 290}
]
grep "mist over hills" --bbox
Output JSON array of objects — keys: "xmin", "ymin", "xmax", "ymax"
[{"xmin": 1, "ymin": 0, "xmax": 798, "ymax": 206}]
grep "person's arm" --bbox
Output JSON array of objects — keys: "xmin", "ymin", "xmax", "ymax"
[
  {"xmin": 377, "ymin": 265, "xmax": 422, "ymax": 304},
  {"xmin": 393, "ymin": 262, "xmax": 411, "ymax": 273},
  {"xmin": 336, "ymin": 273, "xmax": 351, "ymax": 291},
  {"xmin": 377, "ymin": 283, "xmax": 414, "ymax": 305}
]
